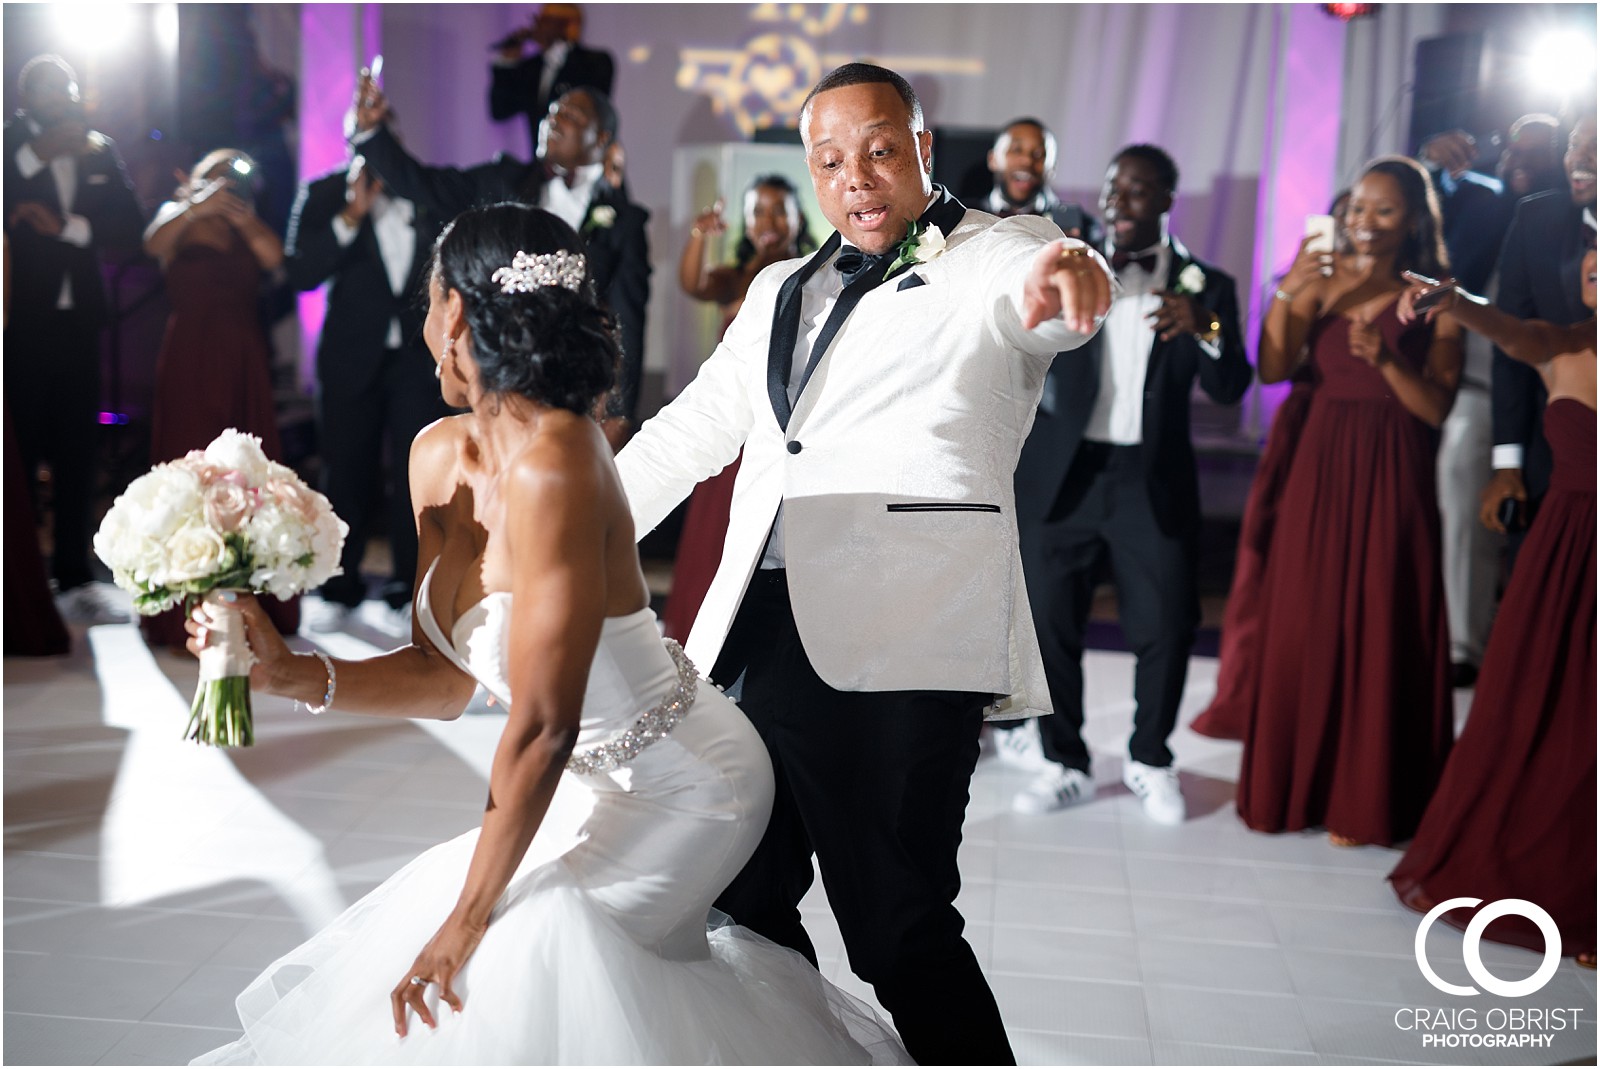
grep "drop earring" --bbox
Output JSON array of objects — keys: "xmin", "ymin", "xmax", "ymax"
[{"xmin": 438, "ymin": 334, "xmax": 453, "ymax": 379}]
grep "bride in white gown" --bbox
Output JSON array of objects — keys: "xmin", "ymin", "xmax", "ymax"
[{"xmin": 185, "ymin": 204, "xmax": 908, "ymax": 1065}]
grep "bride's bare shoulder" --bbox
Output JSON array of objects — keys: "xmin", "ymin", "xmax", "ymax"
[{"xmin": 409, "ymin": 414, "xmax": 472, "ymax": 505}]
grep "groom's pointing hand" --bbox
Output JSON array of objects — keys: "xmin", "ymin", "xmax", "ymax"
[{"xmin": 1022, "ymin": 239, "xmax": 1114, "ymax": 334}]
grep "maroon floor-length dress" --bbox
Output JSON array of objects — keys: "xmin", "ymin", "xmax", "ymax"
[
  {"xmin": 1236, "ymin": 302, "xmax": 1453, "ymax": 846},
  {"xmin": 140, "ymin": 228, "xmax": 299, "ymax": 647},
  {"xmin": 1190, "ymin": 374, "xmax": 1315, "ymax": 740},
  {"xmin": 659, "ymin": 307, "xmax": 742, "ymax": 644},
  {"xmin": 1390, "ymin": 397, "xmax": 1595, "ymax": 957}
]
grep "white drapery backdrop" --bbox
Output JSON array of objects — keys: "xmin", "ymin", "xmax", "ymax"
[{"xmin": 299, "ymin": 2, "xmax": 1445, "ymax": 436}]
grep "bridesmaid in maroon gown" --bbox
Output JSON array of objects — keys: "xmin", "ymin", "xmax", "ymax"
[
  {"xmin": 138, "ymin": 150, "xmax": 299, "ymax": 647},
  {"xmin": 662, "ymin": 176, "xmax": 814, "ymax": 641},
  {"xmin": 1389, "ymin": 256, "xmax": 1596, "ymax": 965},
  {"xmin": 1236, "ymin": 158, "xmax": 1462, "ymax": 847},
  {"xmin": 1188, "ymin": 375, "xmax": 1312, "ymax": 740},
  {"xmin": 1194, "ymin": 192, "xmax": 1351, "ymax": 740}
]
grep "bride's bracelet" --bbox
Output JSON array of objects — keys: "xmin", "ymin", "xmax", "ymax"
[{"xmin": 302, "ymin": 650, "xmax": 336, "ymax": 715}]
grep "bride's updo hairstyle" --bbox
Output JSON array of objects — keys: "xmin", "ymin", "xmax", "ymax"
[{"xmin": 433, "ymin": 203, "xmax": 618, "ymax": 415}]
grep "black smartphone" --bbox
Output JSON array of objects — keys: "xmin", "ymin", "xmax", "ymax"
[
  {"xmin": 1496, "ymin": 496, "xmax": 1527, "ymax": 532},
  {"xmin": 1054, "ymin": 204, "xmax": 1086, "ymax": 238},
  {"xmin": 1411, "ymin": 284, "xmax": 1453, "ymax": 312}
]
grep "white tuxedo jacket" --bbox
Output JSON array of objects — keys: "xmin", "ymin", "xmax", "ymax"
[{"xmin": 617, "ymin": 209, "xmax": 1095, "ymax": 717}]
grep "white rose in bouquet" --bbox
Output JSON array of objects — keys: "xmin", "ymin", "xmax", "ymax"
[{"xmin": 165, "ymin": 522, "xmax": 234, "ymax": 585}]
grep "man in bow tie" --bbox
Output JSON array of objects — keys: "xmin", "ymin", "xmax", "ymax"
[
  {"xmin": 983, "ymin": 116, "xmax": 1099, "ymax": 244},
  {"xmin": 351, "ymin": 77, "xmax": 648, "ymax": 444},
  {"xmin": 1007, "ymin": 145, "xmax": 1251, "ymax": 824},
  {"xmin": 4, "ymin": 55, "xmax": 145, "ymax": 624},
  {"xmin": 285, "ymin": 143, "xmax": 452, "ymax": 634},
  {"xmin": 616, "ymin": 62, "xmax": 1112, "ymax": 1064}
]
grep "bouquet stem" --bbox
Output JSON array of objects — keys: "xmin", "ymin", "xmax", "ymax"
[
  {"xmin": 187, "ymin": 675, "xmax": 254, "ymax": 747},
  {"xmin": 186, "ymin": 590, "xmax": 256, "ymax": 748}
]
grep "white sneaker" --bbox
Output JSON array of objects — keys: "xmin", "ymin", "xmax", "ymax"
[
  {"xmin": 1123, "ymin": 760, "xmax": 1186, "ymax": 825},
  {"xmin": 1012, "ymin": 764, "xmax": 1097, "ymax": 815},
  {"xmin": 303, "ymin": 598, "xmax": 355, "ymax": 633},
  {"xmin": 55, "ymin": 582, "xmax": 130, "ymax": 625},
  {"xmin": 993, "ymin": 717, "xmax": 1052, "ymax": 772}
]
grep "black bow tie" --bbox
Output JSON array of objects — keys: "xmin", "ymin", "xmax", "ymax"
[
  {"xmin": 1110, "ymin": 249, "xmax": 1159, "ymax": 274},
  {"xmin": 833, "ymin": 247, "xmax": 888, "ymax": 287}
]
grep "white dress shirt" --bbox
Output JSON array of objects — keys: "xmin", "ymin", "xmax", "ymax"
[
  {"xmin": 14, "ymin": 119, "xmax": 94, "ymax": 309},
  {"xmin": 332, "ymin": 189, "xmax": 416, "ymax": 348},
  {"xmin": 760, "ymin": 245, "xmax": 849, "ymax": 569},
  {"xmin": 1084, "ymin": 241, "xmax": 1168, "ymax": 444},
  {"xmin": 541, "ymin": 162, "xmax": 603, "ymax": 233}
]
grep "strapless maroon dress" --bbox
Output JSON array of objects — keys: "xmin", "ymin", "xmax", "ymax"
[{"xmin": 1390, "ymin": 398, "xmax": 1595, "ymax": 957}]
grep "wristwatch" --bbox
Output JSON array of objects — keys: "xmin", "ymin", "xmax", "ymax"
[{"xmin": 1196, "ymin": 314, "xmax": 1222, "ymax": 344}]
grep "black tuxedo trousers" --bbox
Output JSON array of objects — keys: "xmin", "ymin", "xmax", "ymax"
[
  {"xmin": 709, "ymin": 569, "xmax": 1015, "ymax": 1066},
  {"xmin": 1020, "ymin": 442, "xmax": 1199, "ymax": 772},
  {"xmin": 5, "ymin": 310, "xmax": 101, "ymax": 590},
  {"xmin": 317, "ymin": 346, "xmax": 450, "ymax": 608}
]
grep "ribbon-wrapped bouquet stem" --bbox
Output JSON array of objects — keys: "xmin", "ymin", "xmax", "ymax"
[{"xmin": 94, "ymin": 430, "xmax": 347, "ymax": 747}]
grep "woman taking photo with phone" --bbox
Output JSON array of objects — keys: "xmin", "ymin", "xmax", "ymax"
[
  {"xmin": 1389, "ymin": 252, "xmax": 1595, "ymax": 967},
  {"xmin": 139, "ymin": 149, "xmax": 298, "ymax": 648},
  {"xmin": 1230, "ymin": 156, "xmax": 1462, "ymax": 847}
]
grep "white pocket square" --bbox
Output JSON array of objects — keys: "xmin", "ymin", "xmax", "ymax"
[{"xmin": 86, "ymin": 174, "xmax": 108, "ymax": 185}]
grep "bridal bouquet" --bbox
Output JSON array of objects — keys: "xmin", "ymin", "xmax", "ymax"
[{"xmin": 94, "ymin": 430, "xmax": 347, "ymax": 747}]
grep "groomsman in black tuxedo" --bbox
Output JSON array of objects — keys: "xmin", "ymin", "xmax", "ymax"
[
  {"xmin": 1010, "ymin": 145, "xmax": 1251, "ymax": 823},
  {"xmin": 4, "ymin": 55, "xmax": 145, "ymax": 623},
  {"xmin": 286, "ymin": 150, "xmax": 451, "ymax": 632},
  {"xmin": 1482, "ymin": 113, "xmax": 1596, "ymax": 565},
  {"xmin": 351, "ymin": 78, "xmax": 649, "ymax": 442},
  {"xmin": 488, "ymin": 4, "xmax": 615, "ymax": 154},
  {"xmin": 983, "ymin": 117, "xmax": 1100, "ymax": 244}
]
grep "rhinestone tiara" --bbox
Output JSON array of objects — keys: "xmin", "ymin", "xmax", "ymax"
[{"xmin": 491, "ymin": 249, "xmax": 586, "ymax": 295}]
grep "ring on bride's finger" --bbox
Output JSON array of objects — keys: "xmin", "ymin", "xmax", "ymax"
[
  {"xmin": 1058, "ymin": 246, "xmax": 1091, "ymax": 259},
  {"xmin": 409, "ymin": 976, "xmax": 427, "ymax": 987}
]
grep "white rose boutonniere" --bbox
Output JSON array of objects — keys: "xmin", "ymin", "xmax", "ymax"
[
  {"xmin": 1175, "ymin": 263, "xmax": 1206, "ymax": 295},
  {"xmin": 585, "ymin": 204, "xmax": 617, "ymax": 232},
  {"xmin": 886, "ymin": 220, "xmax": 947, "ymax": 280}
]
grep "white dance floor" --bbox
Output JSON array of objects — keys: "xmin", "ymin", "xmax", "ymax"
[{"xmin": 5, "ymin": 603, "xmax": 1595, "ymax": 1065}]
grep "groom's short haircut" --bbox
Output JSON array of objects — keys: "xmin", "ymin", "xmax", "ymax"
[
  {"xmin": 1115, "ymin": 143, "xmax": 1180, "ymax": 195},
  {"xmin": 799, "ymin": 62, "xmax": 924, "ymax": 147}
]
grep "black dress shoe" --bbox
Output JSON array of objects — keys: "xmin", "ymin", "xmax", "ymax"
[{"xmin": 1450, "ymin": 662, "xmax": 1479, "ymax": 689}]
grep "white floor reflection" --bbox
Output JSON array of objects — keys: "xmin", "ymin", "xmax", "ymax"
[{"xmin": 88, "ymin": 626, "xmax": 348, "ymax": 931}]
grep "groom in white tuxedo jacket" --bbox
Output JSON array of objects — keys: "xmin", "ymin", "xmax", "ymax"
[{"xmin": 616, "ymin": 63, "xmax": 1111, "ymax": 1064}]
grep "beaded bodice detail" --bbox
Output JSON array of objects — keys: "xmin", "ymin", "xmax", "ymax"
[{"xmin": 415, "ymin": 560, "xmax": 700, "ymax": 775}]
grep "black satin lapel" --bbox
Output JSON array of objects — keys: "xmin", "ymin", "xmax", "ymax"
[
  {"xmin": 925, "ymin": 185, "xmax": 968, "ymax": 235},
  {"xmin": 793, "ymin": 275, "xmax": 870, "ymax": 404},
  {"xmin": 767, "ymin": 232, "xmax": 840, "ymax": 429}
]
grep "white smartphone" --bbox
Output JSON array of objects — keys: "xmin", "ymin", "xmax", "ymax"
[{"xmin": 1303, "ymin": 214, "xmax": 1336, "ymax": 255}]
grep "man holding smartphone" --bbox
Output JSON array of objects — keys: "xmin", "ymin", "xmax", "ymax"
[
  {"xmin": 1484, "ymin": 113, "xmax": 1596, "ymax": 568},
  {"xmin": 3, "ymin": 55, "xmax": 146, "ymax": 623}
]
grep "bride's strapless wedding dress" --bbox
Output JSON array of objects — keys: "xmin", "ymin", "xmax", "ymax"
[{"xmin": 194, "ymin": 565, "xmax": 909, "ymax": 1065}]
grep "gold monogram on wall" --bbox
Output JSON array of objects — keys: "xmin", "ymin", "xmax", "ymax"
[{"xmin": 676, "ymin": 3, "xmax": 983, "ymax": 137}]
